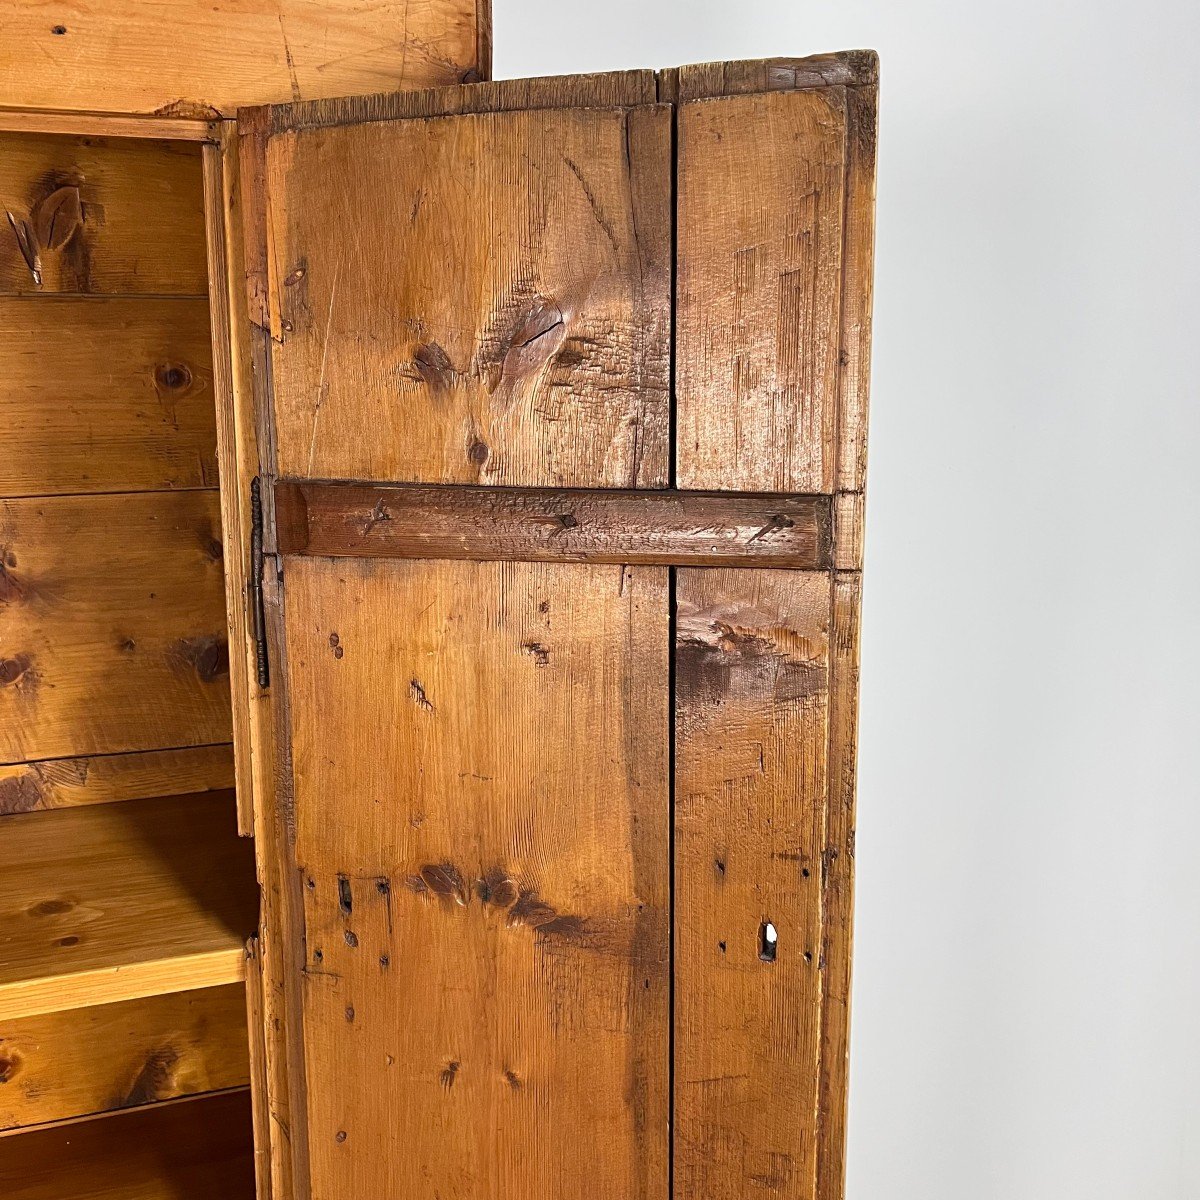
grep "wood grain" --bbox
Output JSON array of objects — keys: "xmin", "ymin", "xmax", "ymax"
[
  {"xmin": 0, "ymin": 744, "xmax": 234, "ymax": 815},
  {"xmin": 674, "ymin": 568, "xmax": 831, "ymax": 1200},
  {"xmin": 656, "ymin": 52, "xmax": 877, "ymax": 104},
  {"xmin": 0, "ymin": 0, "xmax": 484, "ymax": 117},
  {"xmin": 275, "ymin": 480, "xmax": 832, "ymax": 568},
  {"xmin": 676, "ymin": 87, "xmax": 847, "ymax": 493},
  {"xmin": 0, "ymin": 134, "xmax": 206, "ymax": 296},
  {"xmin": 264, "ymin": 102, "xmax": 671, "ymax": 488},
  {"xmin": 281, "ymin": 556, "xmax": 669, "ymax": 1200},
  {"xmin": 0, "ymin": 491, "xmax": 232, "ymax": 763},
  {"xmin": 0, "ymin": 298, "xmax": 216, "ymax": 496},
  {"xmin": 0, "ymin": 1088, "xmax": 255, "ymax": 1198},
  {"xmin": 0, "ymin": 983, "xmax": 249, "ymax": 1131},
  {"xmin": 0, "ymin": 791, "xmax": 257, "ymax": 1022},
  {"xmin": 0, "ymin": 109, "xmax": 215, "ymax": 142}
]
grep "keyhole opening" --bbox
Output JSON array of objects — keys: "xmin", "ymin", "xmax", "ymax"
[{"xmin": 759, "ymin": 920, "xmax": 778, "ymax": 962}]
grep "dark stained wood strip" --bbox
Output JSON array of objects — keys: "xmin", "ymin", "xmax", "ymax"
[
  {"xmin": 656, "ymin": 51, "xmax": 878, "ymax": 104},
  {"xmin": 274, "ymin": 480, "xmax": 833, "ymax": 569}
]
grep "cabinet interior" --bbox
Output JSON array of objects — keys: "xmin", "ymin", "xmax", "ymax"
[{"xmin": 0, "ymin": 128, "xmax": 258, "ymax": 1198}]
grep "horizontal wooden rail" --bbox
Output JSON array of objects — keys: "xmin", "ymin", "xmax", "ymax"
[{"xmin": 275, "ymin": 480, "xmax": 833, "ymax": 569}]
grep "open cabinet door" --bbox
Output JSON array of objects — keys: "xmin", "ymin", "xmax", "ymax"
[{"xmin": 236, "ymin": 52, "xmax": 876, "ymax": 1200}]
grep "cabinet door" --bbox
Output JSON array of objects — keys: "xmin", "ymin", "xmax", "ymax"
[{"xmin": 236, "ymin": 52, "xmax": 876, "ymax": 1200}]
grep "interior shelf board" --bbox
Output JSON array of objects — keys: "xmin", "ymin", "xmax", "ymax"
[{"xmin": 0, "ymin": 791, "xmax": 257, "ymax": 1022}]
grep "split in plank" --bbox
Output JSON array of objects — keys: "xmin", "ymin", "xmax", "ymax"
[{"xmin": 274, "ymin": 480, "xmax": 833, "ymax": 569}]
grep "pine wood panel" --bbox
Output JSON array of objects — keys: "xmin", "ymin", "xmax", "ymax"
[
  {"xmin": 0, "ymin": 1088, "xmax": 255, "ymax": 1199},
  {"xmin": 0, "ymin": 983, "xmax": 249, "ymax": 1131},
  {"xmin": 263, "ymin": 102, "xmax": 671, "ymax": 487},
  {"xmin": 0, "ymin": 298, "xmax": 216, "ymax": 496},
  {"xmin": 674, "ymin": 568, "xmax": 831, "ymax": 1200},
  {"xmin": 275, "ymin": 479, "xmax": 832, "ymax": 568},
  {"xmin": 0, "ymin": 491, "xmax": 232, "ymax": 763},
  {"xmin": 0, "ymin": 791, "xmax": 256, "ymax": 1022},
  {"xmin": 0, "ymin": 134, "xmax": 206, "ymax": 296},
  {"xmin": 676, "ymin": 87, "xmax": 847, "ymax": 493},
  {"xmin": 280, "ymin": 555, "xmax": 669, "ymax": 1200},
  {"xmin": 0, "ymin": 0, "xmax": 485, "ymax": 118},
  {"xmin": 0, "ymin": 744, "xmax": 234, "ymax": 816}
]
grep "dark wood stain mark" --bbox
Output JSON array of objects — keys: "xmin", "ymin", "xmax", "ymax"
[
  {"xmin": 466, "ymin": 436, "xmax": 490, "ymax": 467},
  {"xmin": 335, "ymin": 1129, "xmax": 347, "ymax": 1143},
  {"xmin": 476, "ymin": 868, "xmax": 520, "ymax": 910},
  {"xmin": 0, "ymin": 653, "xmax": 35, "ymax": 688},
  {"xmin": 745, "ymin": 512, "xmax": 796, "ymax": 544},
  {"xmin": 419, "ymin": 863, "xmax": 467, "ymax": 907},
  {"xmin": 409, "ymin": 678, "xmax": 434, "ymax": 712},
  {"xmin": 507, "ymin": 889, "xmax": 587, "ymax": 940},
  {"xmin": 171, "ymin": 636, "xmax": 229, "ymax": 683},
  {"xmin": 0, "ymin": 1048, "xmax": 21, "ymax": 1084},
  {"xmin": 522, "ymin": 641, "xmax": 550, "ymax": 667},
  {"xmin": 503, "ymin": 1068, "xmax": 522, "ymax": 1090},
  {"xmin": 0, "ymin": 557, "xmax": 27, "ymax": 604},
  {"xmin": 6, "ymin": 211, "xmax": 42, "ymax": 285},
  {"xmin": 120, "ymin": 1047, "xmax": 180, "ymax": 1108},
  {"xmin": 0, "ymin": 772, "xmax": 43, "ymax": 815},
  {"xmin": 413, "ymin": 341, "xmax": 457, "ymax": 392},
  {"xmin": 361, "ymin": 499, "xmax": 391, "ymax": 535},
  {"xmin": 154, "ymin": 362, "xmax": 194, "ymax": 398},
  {"xmin": 28, "ymin": 897, "xmax": 73, "ymax": 917},
  {"xmin": 440, "ymin": 1060, "xmax": 460, "ymax": 1089},
  {"xmin": 343, "ymin": 930, "xmax": 359, "ymax": 948},
  {"xmin": 345, "ymin": 1006, "xmax": 355, "ymax": 1023},
  {"xmin": 329, "ymin": 631, "xmax": 344, "ymax": 659},
  {"xmin": 337, "ymin": 875, "xmax": 353, "ymax": 916},
  {"xmin": 499, "ymin": 299, "xmax": 567, "ymax": 384}
]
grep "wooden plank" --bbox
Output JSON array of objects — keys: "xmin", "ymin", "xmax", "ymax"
[
  {"xmin": 0, "ymin": 1088, "xmax": 255, "ymax": 1198},
  {"xmin": 656, "ymin": 52, "xmax": 877, "ymax": 104},
  {"xmin": 0, "ymin": 0, "xmax": 484, "ymax": 118},
  {"xmin": 0, "ymin": 109, "xmax": 215, "ymax": 142},
  {"xmin": 275, "ymin": 480, "xmax": 832, "ymax": 568},
  {"xmin": 244, "ymin": 941, "xmax": 274, "ymax": 1200},
  {"xmin": 0, "ymin": 491, "xmax": 233, "ymax": 763},
  {"xmin": 676, "ymin": 87, "xmax": 847, "ymax": 493},
  {"xmin": 0, "ymin": 984, "xmax": 249, "ymax": 1131},
  {"xmin": 674, "ymin": 568, "xmax": 831, "ymax": 1200},
  {"xmin": 282, "ymin": 556, "xmax": 669, "ymax": 1200},
  {"xmin": 815, "ymin": 573, "xmax": 863, "ymax": 1200},
  {"xmin": 0, "ymin": 744, "xmax": 235, "ymax": 815},
  {"xmin": 0, "ymin": 791, "xmax": 257, "ymax": 1022},
  {"xmin": 264, "ymin": 102, "xmax": 671, "ymax": 488},
  {"xmin": 265, "ymin": 69, "xmax": 657, "ymax": 133},
  {"xmin": 0, "ymin": 297, "xmax": 217, "ymax": 496},
  {"xmin": 0, "ymin": 133, "xmax": 206, "ymax": 296}
]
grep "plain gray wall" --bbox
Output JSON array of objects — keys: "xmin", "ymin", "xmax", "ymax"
[{"xmin": 495, "ymin": 2, "xmax": 1200, "ymax": 1196}]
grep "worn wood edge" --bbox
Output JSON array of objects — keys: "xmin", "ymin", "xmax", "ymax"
[
  {"xmin": 815, "ymin": 571, "xmax": 863, "ymax": 1200},
  {"xmin": 252, "ymin": 69, "xmax": 659, "ymax": 134},
  {"xmin": 0, "ymin": 1084, "xmax": 252, "ymax": 1142},
  {"xmin": 475, "ymin": 0, "xmax": 493, "ymax": 83},
  {"xmin": 835, "ymin": 84, "xmax": 879, "ymax": 494},
  {"xmin": 833, "ymin": 493, "xmax": 865, "ymax": 572},
  {"xmin": 204, "ymin": 139, "xmax": 255, "ymax": 838},
  {"xmin": 244, "ymin": 939, "xmax": 273, "ymax": 1200},
  {"xmin": 0, "ymin": 946, "xmax": 249, "ymax": 1024},
  {"xmin": 237, "ymin": 106, "xmax": 312, "ymax": 1200},
  {"xmin": 0, "ymin": 744, "xmax": 236, "ymax": 815},
  {"xmin": 275, "ymin": 480, "xmax": 834, "ymax": 569},
  {"xmin": 656, "ymin": 50, "xmax": 878, "ymax": 104},
  {"xmin": 0, "ymin": 106, "xmax": 217, "ymax": 141}
]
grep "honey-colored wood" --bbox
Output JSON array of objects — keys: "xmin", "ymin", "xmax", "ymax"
[
  {"xmin": 0, "ymin": 1088, "xmax": 256, "ymax": 1198},
  {"xmin": 655, "ymin": 52, "xmax": 877, "ymax": 104},
  {"xmin": 0, "ymin": 298, "xmax": 216, "ymax": 496},
  {"xmin": 0, "ymin": 744, "xmax": 234, "ymax": 815},
  {"xmin": 263, "ymin": 99, "xmax": 671, "ymax": 487},
  {"xmin": 0, "ymin": 491, "xmax": 232, "ymax": 763},
  {"xmin": 244, "ymin": 940, "xmax": 274, "ymax": 1200},
  {"xmin": 275, "ymin": 480, "xmax": 832, "ymax": 568},
  {"xmin": 278, "ymin": 556, "xmax": 669, "ymax": 1199},
  {"xmin": 0, "ymin": 0, "xmax": 486, "ymax": 118},
  {"xmin": 0, "ymin": 134, "xmax": 207, "ymax": 296},
  {"xmin": 0, "ymin": 791, "xmax": 257, "ymax": 1022},
  {"xmin": 0, "ymin": 109, "xmax": 215, "ymax": 142},
  {"xmin": 674, "ymin": 569, "xmax": 831, "ymax": 1199},
  {"xmin": 0, "ymin": 983, "xmax": 249, "ymax": 1131},
  {"xmin": 676, "ymin": 87, "xmax": 847, "ymax": 493}
]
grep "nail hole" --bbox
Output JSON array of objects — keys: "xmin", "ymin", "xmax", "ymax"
[
  {"xmin": 759, "ymin": 920, "xmax": 778, "ymax": 962},
  {"xmin": 337, "ymin": 875, "xmax": 353, "ymax": 916},
  {"xmin": 51, "ymin": 24, "xmax": 67, "ymax": 35}
]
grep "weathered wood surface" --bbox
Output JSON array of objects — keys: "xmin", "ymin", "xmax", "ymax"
[
  {"xmin": 676, "ymin": 86, "xmax": 847, "ymax": 493},
  {"xmin": 281, "ymin": 556, "xmax": 669, "ymax": 1200},
  {"xmin": 656, "ymin": 53, "xmax": 877, "ymax": 104},
  {"xmin": 0, "ymin": 1088, "xmax": 256, "ymax": 1199},
  {"xmin": 0, "ymin": 491, "xmax": 232, "ymax": 763},
  {"xmin": 0, "ymin": 0, "xmax": 486, "ymax": 118},
  {"xmin": 0, "ymin": 984, "xmax": 249, "ymax": 1131},
  {"xmin": 264, "ymin": 101, "xmax": 671, "ymax": 488},
  {"xmin": 0, "ymin": 109, "xmax": 215, "ymax": 142},
  {"xmin": 275, "ymin": 480, "xmax": 832, "ymax": 568},
  {"xmin": 0, "ymin": 298, "xmax": 216, "ymax": 496},
  {"xmin": 0, "ymin": 791, "xmax": 257, "ymax": 1022},
  {"xmin": 0, "ymin": 134, "xmax": 206, "ymax": 296},
  {"xmin": 0, "ymin": 744, "xmax": 234, "ymax": 816},
  {"xmin": 674, "ymin": 569, "xmax": 831, "ymax": 1199}
]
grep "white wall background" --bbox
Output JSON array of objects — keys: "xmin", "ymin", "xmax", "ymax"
[{"xmin": 495, "ymin": 3, "xmax": 1200, "ymax": 1196}]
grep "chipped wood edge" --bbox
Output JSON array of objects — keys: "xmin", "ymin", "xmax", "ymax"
[
  {"xmin": 0, "ymin": 106, "xmax": 217, "ymax": 141},
  {"xmin": 245, "ymin": 938, "xmax": 274, "ymax": 1200},
  {"xmin": 656, "ymin": 50, "xmax": 877, "ymax": 105},
  {"xmin": 0, "ymin": 946, "xmax": 248, "ymax": 1024}
]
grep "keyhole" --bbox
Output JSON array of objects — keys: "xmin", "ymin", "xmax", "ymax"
[{"xmin": 759, "ymin": 920, "xmax": 778, "ymax": 962}]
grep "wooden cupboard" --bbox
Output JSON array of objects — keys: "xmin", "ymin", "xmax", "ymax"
[{"xmin": 0, "ymin": 6, "xmax": 875, "ymax": 1197}]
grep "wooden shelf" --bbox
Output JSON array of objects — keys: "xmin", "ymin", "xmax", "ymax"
[
  {"xmin": 0, "ymin": 791, "xmax": 257, "ymax": 1021},
  {"xmin": 0, "ymin": 1088, "xmax": 255, "ymax": 1199}
]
